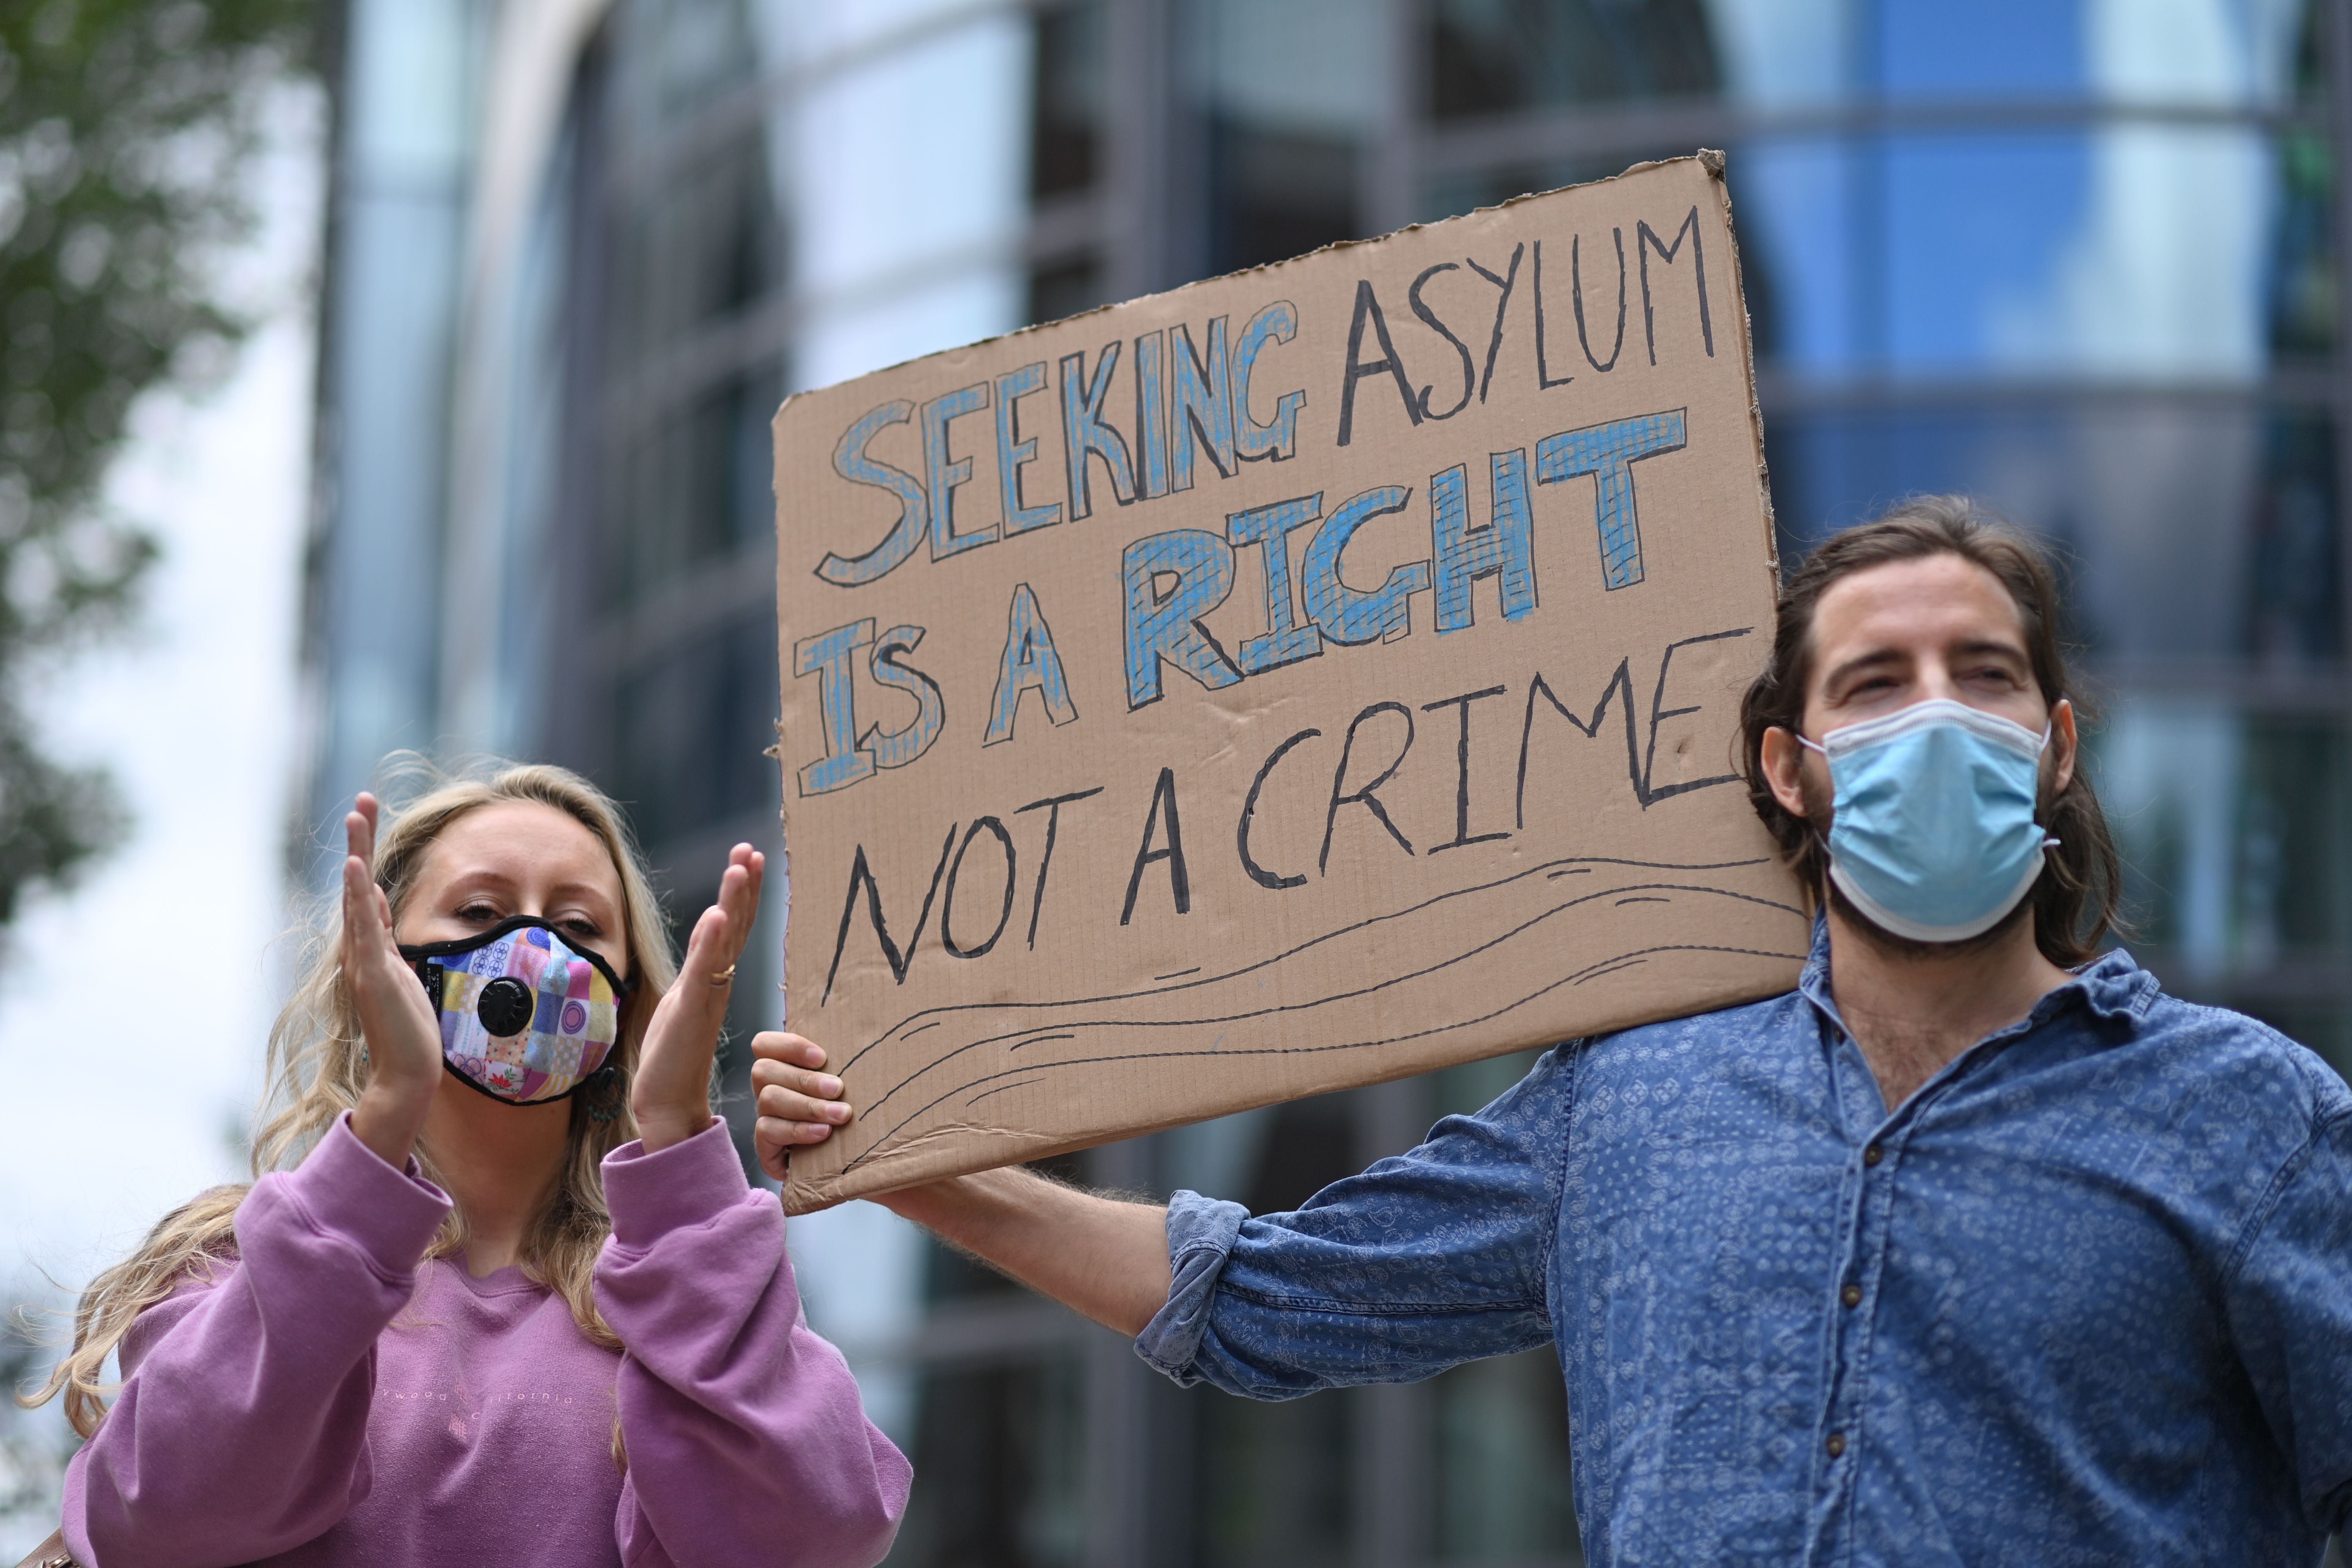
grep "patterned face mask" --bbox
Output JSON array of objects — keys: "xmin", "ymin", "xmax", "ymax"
[{"xmin": 399, "ymin": 916, "xmax": 632, "ymax": 1104}]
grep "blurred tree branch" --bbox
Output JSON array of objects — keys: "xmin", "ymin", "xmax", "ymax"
[{"xmin": 0, "ymin": 0, "xmax": 313, "ymax": 928}]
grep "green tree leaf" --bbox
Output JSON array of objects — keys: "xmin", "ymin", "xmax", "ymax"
[{"xmin": 0, "ymin": 0, "xmax": 313, "ymax": 928}]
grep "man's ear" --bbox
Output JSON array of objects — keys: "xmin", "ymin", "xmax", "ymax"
[
  {"xmin": 2048, "ymin": 697, "xmax": 2077, "ymax": 795},
  {"xmin": 1759, "ymin": 726, "xmax": 1810, "ymax": 819}
]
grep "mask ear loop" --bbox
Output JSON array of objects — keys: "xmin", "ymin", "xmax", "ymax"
[
  {"xmin": 2039, "ymin": 700, "xmax": 2063, "ymax": 848},
  {"xmin": 1784, "ymin": 732, "xmax": 1836, "ymax": 907}
]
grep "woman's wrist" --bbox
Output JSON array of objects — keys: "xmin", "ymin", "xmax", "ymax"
[
  {"xmin": 351, "ymin": 1078, "xmax": 433, "ymax": 1169},
  {"xmin": 632, "ymin": 1103, "xmax": 716, "ymax": 1154}
]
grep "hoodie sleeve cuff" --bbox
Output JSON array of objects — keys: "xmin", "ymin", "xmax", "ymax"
[
  {"xmin": 1134, "ymin": 1190, "xmax": 1246, "ymax": 1382},
  {"xmin": 286, "ymin": 1112, "xmax": 452, "ymax": 1278},
  {"xmin": 602, "ymin": 1119, "xmax": 753, "ymax": 1249}
]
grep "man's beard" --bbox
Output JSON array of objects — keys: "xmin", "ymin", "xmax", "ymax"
[
  {"xmin": 1799, "ymin": 762, "xmax": 2041, "ymax": 962},
  {"xmin": 1821, "ymin": 872, "xmax": 2036, "ymax": 962}
]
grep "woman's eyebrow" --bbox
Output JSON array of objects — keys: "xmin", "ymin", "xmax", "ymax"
[
  {"xmin": 440, "ymin": 869, "xmax": 520, "ymax": 897},
  {"xmin": 542, "ymin": 879, "xmax": 621, "ymax": 912}
]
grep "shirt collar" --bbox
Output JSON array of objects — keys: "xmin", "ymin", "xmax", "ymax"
[{"xmin": 1796, "ymin": 911, "xmax": 2159, "ymax": 1032}]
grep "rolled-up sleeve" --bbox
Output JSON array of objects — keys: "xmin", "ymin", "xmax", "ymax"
[{"xmin": 1137, "ymin": 1044, "xmax": 1577, "ymax": 1400}]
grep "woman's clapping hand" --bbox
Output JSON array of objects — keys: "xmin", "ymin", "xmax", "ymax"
[
  {"xmin": 632, "ymin": 844, "xmax": 765, "ymax": 1152},
  {"xmin": 342, "ymin": 793, "xmax": 444, "ymax": 1166}
]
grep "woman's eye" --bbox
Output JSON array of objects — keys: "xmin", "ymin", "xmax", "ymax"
[{"xmin": 457, "ymin": 903, "xmax": 501, "ymax": 923}]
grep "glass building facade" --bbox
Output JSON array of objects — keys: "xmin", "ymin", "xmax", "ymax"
[{"xmin": 304, "ymin": 2, "xmax": 2352, "ymax": 1564}]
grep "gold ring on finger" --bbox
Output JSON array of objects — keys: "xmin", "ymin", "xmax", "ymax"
[{"xmin": 710, "ymin": 964, "xmax": 737, "ymax": 986}]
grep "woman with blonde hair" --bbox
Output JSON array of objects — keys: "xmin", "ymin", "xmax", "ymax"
[{"xmin": 27, "ymin": 761, "xmax": 906, "ymax": 1567}]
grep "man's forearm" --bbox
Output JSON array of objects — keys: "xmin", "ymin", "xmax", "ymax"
[{"xmin": 874, "ymin": 1167, "xmax": 1173, "ymax": 1337}]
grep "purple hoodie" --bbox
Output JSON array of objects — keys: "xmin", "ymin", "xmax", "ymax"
[{"xmin": 63, "ymin": 1113, "xmax": 910, "ymax": 1567}]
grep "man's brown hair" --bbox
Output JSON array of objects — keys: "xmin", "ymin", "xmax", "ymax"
[{"xmin": 1737, "ymin": 495, "xmax": 2122, "ymax": 967}]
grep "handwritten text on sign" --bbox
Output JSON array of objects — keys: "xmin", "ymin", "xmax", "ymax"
[{"xmin": 772, "ymin": 155, "xmax": 1806, "ymax": 1211}]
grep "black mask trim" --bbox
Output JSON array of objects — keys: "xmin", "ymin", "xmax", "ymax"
[
  {"xmin": 440, "ymin": 1058, "xmax": 622, "ymax": 1108},
  {"xmin": 397, "ymin": 915, "xmax": 635, "ymax": 1107},
  {"xmin": 398, "ymin": 912, "xmax": 634, "ymax": 1002}
]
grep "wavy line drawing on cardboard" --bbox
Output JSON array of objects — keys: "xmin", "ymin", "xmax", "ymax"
[{"xmin": 818, "ymin": 855, "xmax": 1809, "ymax": 1182}]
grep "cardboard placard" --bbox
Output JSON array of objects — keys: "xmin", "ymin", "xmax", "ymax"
[{"xmin": 772, "ymin": 154, "xmax": 1806, "ymax": 1212}]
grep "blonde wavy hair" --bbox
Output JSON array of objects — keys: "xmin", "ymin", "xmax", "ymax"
[{"xmin": 26, "ymin": 759, "xmax": 680, "ymax": 1440}]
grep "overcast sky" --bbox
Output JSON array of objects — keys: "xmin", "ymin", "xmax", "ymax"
[{"xmin": 0, "ymin": 84, "xmax": 322, "ymax": 1318}]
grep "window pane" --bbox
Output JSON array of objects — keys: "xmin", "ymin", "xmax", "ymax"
[
  {"xmin": 2103, "ymin": 705, "xmax": 2352, "ymax": 977},
  {"xmin": 1694, "ymin": 0, "xmax": 2312, "ymax": 111},
  {"xmin": 1864, "ymin": 0, "xmax": 2085, "ymax": 99},
  {"xmin": 1431, "ymin": 1048, "xmax": 1550, "ymax": 1117},
  {"xmin": 1418, "ymin": 147, "xmax": 1707, "ymax": 234},
  {"xmin": 1423, "ymin": 1054, "xmax": 1582, "ymax": 1560},
  {"xmin": 1430, "ymin": 0, "xmax": 1722, "ymax": 120},
  {"xmin": 890, "ymin": 1357, "xmax": 1085, "ymax": 1568},
  {"xmin": 1192, "ymin": 1384, "xmax": 1358, "ymax": 1568},
  {"xmin": 1767, "ymin": 403, "xmax": 2340, "ymax": 666},
  {"xmin": 1029, "ymin": 255, "xmax": 1108, "ymax": 326},
  {"xmin": 1192, "ymin": 0, "xmax": 1378, "ymax": 271},
  {"xmin": 1434, "ymin": 1350, "xmax": 1580, "ymax": 1561},
  {"xmin": 1207, "ymin": 122, "xmax": 1360, "ymax": 272},
  {"xmin": 2272, "ymin": 121, "xmax": 2337, "ymax": 357},
  {"xmin": 605, "ymin": 367, "xmax": 784, "ymax": 607},
  {"xmin": 607, "ymin": 0, "xmax": 761, "ymax": 136},
  {"xmin": 605, "ymin": 132, "xmax": 783, "ymax": 380},
  {"xmin": 606, "ymin": 612, "xmax": 778, "ymax": 848},
  {"xmin": 1032, "ymin": 0, "xmax": 1106, "ymax": 199},
  {"xmin": 1731, "ymin": 126, "xmax": 2319, "ymax": 379}
]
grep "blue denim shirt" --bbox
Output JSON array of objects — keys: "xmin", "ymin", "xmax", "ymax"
[{"xmin": 1137, "ymin": 924, "xmax": 2352, "ymax": 1566}]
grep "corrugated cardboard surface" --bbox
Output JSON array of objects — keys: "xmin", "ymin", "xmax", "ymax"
[{"xmin": 773, "ymin": 155, "xmax": 1804, "ymax": 1212}]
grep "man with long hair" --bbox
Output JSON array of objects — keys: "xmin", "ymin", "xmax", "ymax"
[{"xmin": 763, "ymin": 498, "xmax": 2351, "ymax": 1565}]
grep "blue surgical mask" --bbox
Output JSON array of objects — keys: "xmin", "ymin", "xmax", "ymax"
[{"xmin": 1800, "ymin": 698, "xmax": 2057, "ymax": 943}]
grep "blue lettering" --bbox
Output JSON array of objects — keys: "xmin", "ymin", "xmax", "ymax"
[
  {"xmin": 985, "ymin": 584, "xmax": 1081, "ymax": 745},
  {"xmin": 922, "ymin": 383, "xmax": 994, "ymax": 560},
  {"xmin": 862, "ymin": 624, "xmax": 944, "ymax": 771},
  {"xmin": 1122, "ymin": 529, "xmax": 1243, "ymax": 708},
  {"xmin": 1060, "ymin": 341, "xmax": 1137, "ymax": 520},
  {"xmin": 1171, "ymin": 318, "xmax": 1236, "ymax": 489},
  {"xmin": 995, "ymin": 362, "xmax": 1062, "ymax": 535},
  {"xmin": 1135, "ymin": 330, "xmax": 1170, "ymax": 499},
  {"xmin": 1227, "ymin": 495, "xmax": 1325, "ymax": 674},
  {"xmin": 1306, "ymin": 486, "xmax": 1431, "ymax": 645},
  {"xmin": 1534, "ymin": 408, "xmax": 1687, "ymax": 591},
  {"xmin": 1430, "ymin": 452, "xmax": 1537, "ymax": 632},
  {"xmin": 814, "ymin": 403, "xmax": 926, "ymax": 587},
  {"xmin": 1231, "ymin": 301, "xmax": 1304, "ymax": 463},
  {"xmin": 793, "ymin": 620, "xmax": 877, "ymax": 795}
]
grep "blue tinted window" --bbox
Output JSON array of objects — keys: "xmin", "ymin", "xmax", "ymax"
[{"xmin": 1873, "ymin": 0, "xmax": 2084, "ymax": 98}]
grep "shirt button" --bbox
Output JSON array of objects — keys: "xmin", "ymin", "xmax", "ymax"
[
  {"xmin": 1825, "ymin": 1432, "xmax": 1846, "ymax": 1458},
  {"xmin": 1862, "ymin": 1143, "xmax": 1884, "ymax": 1167},
  {"xmin": 1841, "ymin": 1283, "xmax": 1863, "ymax": 1308}
]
